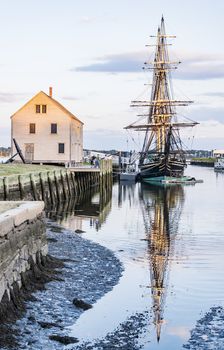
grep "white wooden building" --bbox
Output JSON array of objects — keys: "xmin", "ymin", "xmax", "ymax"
[{"xmin": 11, "ymin": 88, "xmax": 83, "ymax": 165}]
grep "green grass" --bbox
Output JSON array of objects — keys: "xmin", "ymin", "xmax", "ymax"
[
  {"xmin": 0, "ymin": 164, "xmax": 63, "ymax": 177},
  {"xmin": 191, "ymin": 157, "xmax": 215, "ymax": 163}
]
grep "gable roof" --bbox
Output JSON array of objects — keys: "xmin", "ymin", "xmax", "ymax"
[{"xmin": 11, "ymin": 91, "xmax": 84, "ymax": 124}]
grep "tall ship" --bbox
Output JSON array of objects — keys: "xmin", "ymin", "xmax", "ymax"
[{"xmin": 125, "ymin": 17, "xmax": 198, "ymax": 183}]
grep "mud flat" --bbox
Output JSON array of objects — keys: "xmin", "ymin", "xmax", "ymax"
[
  {"xmin": 183, "ymin": 306, "xmax": 224, "ymax": 350},
  {"xmin": 72, "ymin": 311, "xmax": 150, "ymax": 350},
  {"xmin": 6, "ymin": 221, "xmax": 123, "ymax": 350}
]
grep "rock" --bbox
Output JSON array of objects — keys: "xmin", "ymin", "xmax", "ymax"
[
  {"xmin": 49, "ymin": 335, "xmax": 79, "ymax": 345},
  {"xmin": 47, "ymin": 238, "xmax": 58, "ymax": 243},
  {"xmin": 27, "ymin": 315, "xmax": 36, "ymax": 322},
  {"xmin": 75, "ymin": 229, "xmax": 86, "ymax": 234},
  {"xmin": 73, "ymin": 298, "xmax": 93, "ymax": 310},
  {"xmin": 38, "ymin": 321, "xmax": 61, "ymax": 329}
]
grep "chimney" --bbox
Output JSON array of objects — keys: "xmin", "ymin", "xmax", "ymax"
[{"xmin": 49, "ymin": 86, "xmax": 53, "ymax": 97}]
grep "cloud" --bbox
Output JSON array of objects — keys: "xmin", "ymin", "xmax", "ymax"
[
  {"xmin": 84, "ymin": 129, "xmax": 129, "ymax": 150},
  {"xmin": 174, "ymin": 62, "xmax": 224, "ymax": 80},
  {"xmin": 84, "ymin": 115, "xmax": 101, "ymax": 120},
  {"xmin": 0, "ymin": 126, "xmax": 10, "ymax": 146},
  {"xmin": 188, "ymin": 106, "xmax": 224, "ymax": 123},
  {"xmin": 79, "ymin": 16, "xmax": 96, "ymax": 23},
  {"xmin": 62, "ymin": 95, "xmax": 82, "ymax": 101},
  {"xmin": 72, "ymin": 51, "xmax": 145, "ymax": 73},
  {"xmin": 62, "ymin": 92, "xmax": 98, "ymax": 101},
  {"xmin": 72, "ymin": 51, "xmax": 224, "ymax": 80},
  {"xmin": 0, "ymin": 92, "xmax": 26, "ymax": 103},
  {"xmin": 200, "ymin": 92, "xmax": 224, "ymax": 98},
  {"xmin": 167, "ymin": 326, "xmax": 190, "ymax": 340}
]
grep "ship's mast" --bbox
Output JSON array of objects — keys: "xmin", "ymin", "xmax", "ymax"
[
  {"xmin": 125, "ymin": 17, "xmax": 196, "ymax": 163},
  {"xmin": 150, "ymin": 17, "xmax": 174, "ymax": 153}
]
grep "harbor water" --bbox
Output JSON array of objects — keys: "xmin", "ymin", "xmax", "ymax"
[{"xmin": 53, "ymin": 165, "xmax": 223, "ymax": 349}]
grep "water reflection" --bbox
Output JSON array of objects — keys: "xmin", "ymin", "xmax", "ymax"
[
  {"xmin": 108, "ymin": 181, "xmax": 185, "ymax": 342},
  {"xmin": 139, "ymin": 184, "xmax": 184, "ymax": 342},
  {"xmin": 118, "ymin": 181, "xmax": 136, "ymax": 207},
  {"xmin": 44, "ymin": 167, "xmax": 224, "ymax": 349},
  {"xmin": 47, "ymin": 179, "xmax": 187, "ymax": 345},
  {"xmin": 46, "ymin": 184, "xmax": 112, "ymax": 231}
]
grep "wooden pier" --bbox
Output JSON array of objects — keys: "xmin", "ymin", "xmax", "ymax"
[{"xmin": 69, "ymin": 159, "xmax": 112, "ymax": 175}]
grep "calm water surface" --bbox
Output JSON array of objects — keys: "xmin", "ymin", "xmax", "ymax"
[{"xmin": 56, "ymin": 166, "xmax": 224, "ymax": 349}]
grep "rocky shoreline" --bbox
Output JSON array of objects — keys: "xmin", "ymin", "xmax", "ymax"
[
  {"xmin": 2, "ymin": 220, "xmax": 123, "ymax": 350},
  {"xmin": 183, "ymin": 306, "xmax": 224, "ymax": 350},
  {"xmin": 72, "ymin": 311, "xmax": 150, "ymax": 350}
]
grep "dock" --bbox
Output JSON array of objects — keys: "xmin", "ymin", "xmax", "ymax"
[
  {"xmin": 161, "ymin": 178, "xmax": 203, "ymax": 185},
  {"xmin": 0, "ymin": 160, "xmax": 113, "ymax": 202}
]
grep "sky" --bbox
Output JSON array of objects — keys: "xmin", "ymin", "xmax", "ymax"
[{"xmin": 0, "ymin": 0, "xmax": 224, "ymax": 151}]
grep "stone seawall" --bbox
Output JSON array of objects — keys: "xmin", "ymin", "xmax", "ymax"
[{"xmin": 0, "ymin": 202, "xmax": 46, "ymax": 318}]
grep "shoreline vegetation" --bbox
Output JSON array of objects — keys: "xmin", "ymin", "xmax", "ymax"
[
  {"xmin": 191, "ymin": 157, "xmax": 215, "ymax": 163},
  {"xmin": 190, "ymin": 157, "xmax": 215, "ymax": 167}
]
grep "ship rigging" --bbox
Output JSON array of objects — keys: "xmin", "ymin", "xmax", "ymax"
[{"xmin": 125, "ymin": 17, "xmax": 198, "ymax": 183}]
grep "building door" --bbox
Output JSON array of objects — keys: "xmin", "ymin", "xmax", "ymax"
[{"xmin": 25, "ymin": 143, "xmax": 34, "ymax": 162}]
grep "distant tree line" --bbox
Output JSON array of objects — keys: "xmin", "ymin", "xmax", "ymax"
[{"xmin": 84, "ymin": 148, "xmax": 213, "ymax": 158}]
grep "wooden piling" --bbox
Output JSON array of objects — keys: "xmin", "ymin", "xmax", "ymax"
[
  {"xmin": 3, "ymin": 177, "xmax": 9, "ymax": 200},
  {"xmin": 66, "ymin": 172, "xmax": 71, "ymax": 197},
  {"xmin": 39, "ymin": 172, "xmax": 45, "ymax": 201},
  {"xmin": 30, "ymin": 173, "xmax": 38, "ymax": 200},
  {"xmin": 47, "ymin": 171, "xmax": 54, "ymax": 203},
  {"xmin": 54, "ymin": 171, "xmax": 60, "ymax": 202},
  {"xmin": 60, "ymin": 170, "xmax": 67, "ymax": 200},
  {"xmin": 18, "ymin": 175, "xmax": 24, "ymax": 200}
]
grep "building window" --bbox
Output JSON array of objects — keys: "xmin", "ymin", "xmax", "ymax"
[
  {"xmin": 36, "ymin": 104, "xmax": 47, "ymax": 113},
  {"xmin": 51, "ymin": 123, "xmax": 57, "ymax": 134},
  {"xmin": 36, "ymin": 105, "xmax": 41, "ymax": 113},
  {"xmin": 58, "ymin": 143, "xmax": 65, "ymax": 154},
  {"xmin": 42, "ymin": 105, "xmax": 47, "ymax": 113},
  {"xmin": 29, "ymin": 123, "xmax": 36, "ymax": 134}
]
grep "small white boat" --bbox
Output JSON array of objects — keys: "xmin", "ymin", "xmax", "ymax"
[
  {"xmin": 214, "ymin": 157, "xmax": 224, "ymax": 170},
  {"xmin": 120, "ymin": 172, "xmax": 138, "ymax": 181}
]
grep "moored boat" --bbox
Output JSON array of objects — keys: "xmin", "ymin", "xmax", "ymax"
[
  {"xmin": 214, "ymin": 157, "xmax": 224, "ymax": 171},
  {"xmin": 124, "ymin": 17, "xmax": 198, "ymax": 183}
]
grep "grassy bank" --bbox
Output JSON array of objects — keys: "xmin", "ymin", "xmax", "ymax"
[
  {"xmin": 190, "ymin": 157, "xmax": 215, "ymax": 167},
  {"xmin": 0, "ymin": 164, "xmax": 62, "ymax": 177},
  {"xmin": 191, "ymin": 157, "xmax": 215, "ymax": 163}
]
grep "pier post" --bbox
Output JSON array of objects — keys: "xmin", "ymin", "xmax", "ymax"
[
  {"xmin": 39, "ymin": 172, "xmax": 45, "ymax": 201},
  {"xmin": 30, "ymin": 173, "xmax": 38, "ymax": 200},
  {"xmin": 18, "ymin": 175, "xmax": 24, "ymax": 200},
  {"xmin": 47, "ymin": 171, "xmax": 54, "ymax": 203},
  {"xmin": 60, "ymin": 170, "xmax": 67, "ymax": 200},
  {"xmin": 3, "ymin": 177, "xmax": 9, "ymax": 200},
  {"xmin": 66, "ymin": 172, "xmax": 72, "ymax": 197},
  {"xmin": 54, "ymin": 171, "xmax": 60, "ymax": 202}
]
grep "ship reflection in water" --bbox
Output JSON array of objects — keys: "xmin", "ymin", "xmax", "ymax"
[
  {"xmin": 48, "ymin": 179, "xmax": 186, "ymax": 346},
  {"xmin": 139, "ymin": 184, "xmax": 184, "ymax": 342},
  {"xmin": 118, "ymin": 181, "xmax": 184, "ymax": 342},
  {"xmin": 45, "ymin": 167, "xmax": 224, "ymax": 349}
]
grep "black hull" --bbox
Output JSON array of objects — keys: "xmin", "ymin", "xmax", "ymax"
[{"xmin": 139, "ymin": 158, "xmax": 185, "ymax": 179}]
